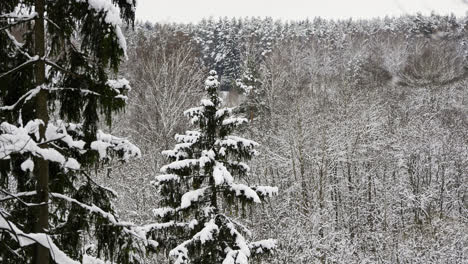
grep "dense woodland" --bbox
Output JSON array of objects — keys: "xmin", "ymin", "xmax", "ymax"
[
  {"xmin": 0, "ymin": 1, "xmax": 467, "ymax": 263},
  {"xmin": 115, "ymin": 15, "xmax": 468, "ymax": 263}
]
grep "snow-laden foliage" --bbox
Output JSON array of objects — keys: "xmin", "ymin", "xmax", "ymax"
[
  {"xmin": 0, "ymin": 118, "xmax": 142, "ymax": 263},
  {"xmin": 0, "ymin": 120, "xmax": 83, "ymax": 170},
  {"xmin": 0, "ymin": 213, "xmax": 80, "ymax": 264},
  {"xmin": 0, "ymin": 0, "xmax": 141, "ymax": 263},
  {"xmin": 146, "ymin": 71, "xmax": 277, "ymax": 263},
  {"xmin": 120, "ymin": 14, "xmax": 468, "ymax": 263}
]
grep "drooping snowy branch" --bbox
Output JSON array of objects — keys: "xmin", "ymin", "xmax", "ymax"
[
  {"xmin": 0, "ymin": 86, "xmax": 41, "ymax": 111},
  {"xmin": 0, "ymin": 56, "xmax": 40, "ymax": 80},
  {"xmin": 51, "ymin": 193, "xmax": 132, "ymax": 227},
  {"xmin": 75, "ymin": 0, "xmax": 129, "ymax": 56},
  {"xmin": 0, "ymin": 214, "xmax": 80, "ymax": 264},
  {"xmin": 169, "ymin": 218, "xmax": 220, "ymax": 264}
]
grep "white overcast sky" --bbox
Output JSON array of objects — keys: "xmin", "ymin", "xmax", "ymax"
[{"xmin": 136, "ymin": 0, "xmax": 468, "ymax": 23}]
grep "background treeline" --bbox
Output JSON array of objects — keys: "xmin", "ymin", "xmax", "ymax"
[{"xmin": 107, "ymin": 14, "xmax": 467, "ymax": 263}]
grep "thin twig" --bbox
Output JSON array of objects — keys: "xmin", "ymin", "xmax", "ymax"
[
  {"xmin": 0, "ymin": 58, "xmax": 39, "ymax": 79},
  {"xmin": 0, "ymin": 86, "xmax": 41, "ymax": 111},
  {"xmin": 44, "ymin": 59, "xmax": 82, "ymax": 78},
  {"xmin": 37, "ymin": 135, "xmax": 66, "ymax": 146},
  {"xmin": 0, "ymin": 191, "xmax": 36, "ymax": 203},
  {"xmin": 0, "ymin": 210, "xmax": 21, "ymax": 244},
  {"xmin": 0, "ymin": 189, "xmax": 45, "ymax": 207}
]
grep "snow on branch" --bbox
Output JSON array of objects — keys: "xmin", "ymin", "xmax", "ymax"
[
  {"xmin": 152, "ymin": 207, "xmax": 175, "ymax": 218},
  {"xmin": 252, "ymin": 186, "xmax": 279, "ymax": 199},
  {"xmin": 162, "ymin": 131, "xmax": 202, "ymax": 159},
  {"xmin": 160, "ymin": 150, "xmax": 216, "ymax": 173},
  {"xmin": 225, "ymin": 222, "xmax": 250, "ymax": 258},
  {"xmin": 161, "ymin": 143, "xmax": 192, "ymax": 160},
  {"xmin": 180, "ymin": 187, "xmax": 208, "ymax": 209},
  {"xmin": 226, "ymin": 160, "xmax": 250, "ymax": 174},
  {"xmin": 169, "ymin": 218, "xmax": 219, "ymax": 264},
  {"xmin": 216, "ymin": 136, "xmax": 259, "ymax": 149},
  {"xmin": 215, "ymin": 107, "xmax": 234, "ymax": 119},
  {"xmin": 91, "ymin": 130, "xmax": 141, "ymax": 161},
  {"xmin": 0, "ymin": 119, "xmax": 140, "ymax": 171},
  {"xmin": 199, "ymin": 149, "xmax": 215, "ymax": 168},
  {"xmin": 20, "ymin": 158, "xmax": 34, "ymax": 172},
  {"xmin": 106, "ymin": 78, "xmax": 131, "ymax": 101},
  {"xmin": 0, "ymin": 55, "xmax": 40, "ymax": 80},
  {"xmin": 137, "ymin": 221, "xmax": 176, "ymax": 234},
  {"xmin": 0, "ymin": 120, "xmax": 81, "ymax": 171},
  {"xmin": 213, "ymin": 162, "xmax": 234, "ymax": 185},
  {"xmin": 135, "ymin": 221, "xmax": 196, "ymax": 241},
  {"xmin": 0, "ymin": 12, "xmax": 38, "ymax": 19},
  {"xmin": 183, "ymin": 106, "xmax": 205, "ymax": 124},
  {"xmin": 160, "ymin": 159, "xmax": 199, "ymax": 173},
  {"xmin": 47, "ymin": 121, "xmax": 86, "ymax": 150},
  {"xmin": 184, "ymin": 106, "xmax": 204, "ymax": 117},
  {"xmin": 153, "ymin": 174, "xmax": 180, "ymax": 183},
  {"xmin": 4, "ymin": 29, "xmax": 32, "ymax": 59},
  {"xmin": 223, "ymin": 249, "xmax": 248, "ymax": 264},
  {"xmin": 1, "ymin": 190, "xmax": 138, "ymax": 239},
  {"xmin": 200, "ymin": 99, "xmax": 214, "ymax": 107},
  {"xmin": 50, "ymin": 192, "xmax": 146, "ymax": 243},
  {"xmin": 50, "ymin": 193, "xmax": 131, "ymax": 227},
  {"xmin": 0, "ymin": 189, "xmax": 40, "ymax": 207},
  {"xmin": 228, "ymin": 184, "xmax": 261, "ymax": 203},
  {"xmin": 249, "ymin": 239, "xmax": 277, "ymax": 255},
  {"xmin": 0, "ymin": 84, "xmax": 120, "ymax": 113},
  {"xmin": 0, "ymin": 86, "xmax": 41, "ymax": 111},
  {"xmin": 175, "ymin": 131, "xmax": 200, "ymax": 144},
  {"xmin": 75, "ymin": 0, "xmax": 128, "ymax": 56},
  {"xmin": 106, "ymin": 78, "xmax": 130, "ymax": 90},
  {"xmin": 0, "ymin": 213, "xmax": 80, "ymax": 264},
  {"xmin": 222, "ymin": 117, "xmax": 248, "ymax": 127},
  {"xmin": 216, "ymin": 136, "xmax": 259, "ymax": 157},
  {"xmin": 205, "ymin": 71, "xmax": 220, "ymax": 89},
  {"xmin": 45, "ymin": 87, "xmax": 101, "ymax": 96}
]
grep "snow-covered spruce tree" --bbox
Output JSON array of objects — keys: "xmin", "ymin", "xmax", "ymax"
[
  {"xmin": 147, "ymin": 70, "xmax": 278, "ymax": 263},
  {"xmin": 0, "ymin": 1, "xmax": 143, "ymax": 264}
]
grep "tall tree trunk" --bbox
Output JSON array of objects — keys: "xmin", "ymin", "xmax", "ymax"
[{"xmin": 34, "ymin": 0, "xmax": 49, "ymax": 263}]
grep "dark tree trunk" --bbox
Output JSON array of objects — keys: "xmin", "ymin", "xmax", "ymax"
[{"xmin": 33, "ymin": 0, "xmax": 49, "ymax": 263}]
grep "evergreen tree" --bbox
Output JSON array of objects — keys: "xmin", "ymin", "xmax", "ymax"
[
  {"xmin": 220, "ymin": 25, "xmax": 241, "ymax": 91},
  {"xmin": 147, "ymin": 70, "xmax": 278, "ymax": 263},
  {"xmin": 0, "ymin": 1, "xmax": 142, "ymax": 263},
  {"xmin": 235, "ymin": 58, "xmax": 266, "ymax": 122}
]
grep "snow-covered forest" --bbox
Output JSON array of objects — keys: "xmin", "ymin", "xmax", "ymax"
[{"xmin": 1, "ymin": 1, "xmax": 467, "ymax": 264}]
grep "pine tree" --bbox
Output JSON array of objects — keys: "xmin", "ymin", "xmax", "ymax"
[
  {"xmin": 0, "ymin": 1, "xmax": 143, "ymax": 263},
  {"xmin": 146, "ymin": 70, "xmax": 278, "ymax": 264}
]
